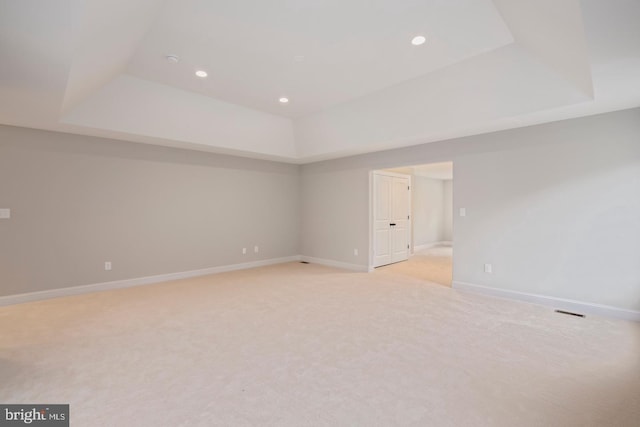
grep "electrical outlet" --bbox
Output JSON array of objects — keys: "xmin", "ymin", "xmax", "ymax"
[
  {"xmin": 254, "ymin": 245, "xmax": 259, "ymax": 253},
  {"xmin": 242, "ymin": 248, "xmax": 247, "ymax": 255},
  {"xmin": 354, "ymin": 248, "xmax": 358, "ymax": 256},
  {"xmin": 484, "ymin": 263, "xmax": 492, "ymax": 274},
  {"xmin": 105, "ymin": 262, "xmax": 112, "ymax": 271}
]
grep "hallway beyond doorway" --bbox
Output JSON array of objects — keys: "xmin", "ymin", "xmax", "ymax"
[{"xmin": 375, "ymin": 244, "xmax": 452, "ymax": 286}]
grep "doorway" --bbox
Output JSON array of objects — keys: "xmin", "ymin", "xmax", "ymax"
[{"xmin": 370, "ymin": 162, "xmax": 453, "ymax": 286}]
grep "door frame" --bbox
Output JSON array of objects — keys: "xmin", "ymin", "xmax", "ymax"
[{"xmin": 369, "ymin": 170, "xmax": 412, "ymax": 270}]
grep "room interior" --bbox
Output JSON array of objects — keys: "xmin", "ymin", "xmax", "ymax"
[{"xmin": 1, "ymin": 0, "xmax": 640, "ymax": 425}]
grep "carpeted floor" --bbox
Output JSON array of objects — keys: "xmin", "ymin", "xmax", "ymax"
[
  {"xmin": 1, "ymin": 262, "xmax": 639, "ymax": 426},
  {"xmin": 377, "ymin": 244, "xmax": 453, "ymax": 286}
]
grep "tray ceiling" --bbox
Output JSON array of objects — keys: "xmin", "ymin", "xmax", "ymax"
[{"xmin": 0, "ymin": 0, "xmax": 639, "ymax": 163}]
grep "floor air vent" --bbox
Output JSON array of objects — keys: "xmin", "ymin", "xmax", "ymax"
[{"xmin": 555, "ymin": 309, "xmax": 585, "ymax": 318}]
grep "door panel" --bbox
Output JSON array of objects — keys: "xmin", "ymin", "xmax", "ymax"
[
  {"xmin": 375, "ymin": 230, "xmax": 390, "ymax": 258},
  {"xmin": 391, "ymin": 177, "xmax": 409, "ymax": 263},
  {"xmin": 376, "ymin": 175, "xmax": 391, "ymax": 220},
  {"xmin": 392, "ymin": 179, "xmax": 409, "ymax": 220},
  {"xmin": 373, "ymin": 172, "xmax": 410, "ymax": 267},
  {"xmin": 374, "ymin": 174, "xmax": 393, "ymax": 267}
]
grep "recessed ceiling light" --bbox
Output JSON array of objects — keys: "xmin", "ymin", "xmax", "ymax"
[
  {"xmin": 166, "ymin": 55, "xmax": 179, "ymax": 63},
  {"xmin": 195, "ymin": 70, "xmax": 208, "ymax": 78},
  {"xmin": 411, "ymin": 35, "xmax": 426, "ymax": 46},
  {"xmin": 279, "ymin": 97, "xmax": 289, "ymax": 104}
]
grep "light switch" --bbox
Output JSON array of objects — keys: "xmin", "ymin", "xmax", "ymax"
[
  {"xmin": 459, "ymin": 207, "xmax": 466, "ymax": 217},
  {"xmin": 0, "ymin": 209, "xmax": 10, "ymax": 219}
]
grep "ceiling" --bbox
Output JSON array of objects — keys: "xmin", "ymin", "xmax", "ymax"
[
  {"xmin": 1, "ymin": 0, "xmax": 639, "ymax": 163},
  {"xmin": 127, "ymin": 0, "xmax": 513, "ymax": 118}
]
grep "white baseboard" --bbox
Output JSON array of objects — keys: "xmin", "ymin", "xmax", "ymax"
[
  {"xmin": 414, "ymin": 241, "xmax": 452, "ymax": 251},
  {"xmin": 299, "ymin": 256, "xmax": 368, "ymax": 272},
  {"xmin": 452, "ymin": 281, "xmax": 640, "ymax": 322},
  {"xmin": 0, "ymin": 256, "xmax": 301, "ymax": 307}
]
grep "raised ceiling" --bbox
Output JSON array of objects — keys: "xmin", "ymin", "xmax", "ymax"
[
  {"xmin": 1, "ymin": 0, "xmax": 639, "ymax": 163},
  {"xmin": 126, "ymin": 0, "xmax": 513, "ymax": 118}
]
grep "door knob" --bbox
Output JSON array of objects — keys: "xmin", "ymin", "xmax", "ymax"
[{"xmin": 390, "ymin": 223, "xmax": 396, "ymax": 226}]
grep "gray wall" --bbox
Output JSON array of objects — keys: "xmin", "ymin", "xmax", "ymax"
[
  {"xmin": 3, "ymin": 108, "xmax": 640, "ymax": 312},
  {"xmin": 300, "ymin": 108, "xmax": 640, "ymax": 311},
  {"xmin": 299, "ymin": 168, "xmax": 369, "ymax": 265},
  {"xmin": 412, "ymin": 176, "xmax": 446, "ymax": 246},
  {"xmin": 0, "ymin": 126, "xmax": 300, "ymax": 297}
]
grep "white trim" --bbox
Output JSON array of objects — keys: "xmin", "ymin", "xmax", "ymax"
[
  {"xmin": 413, "ymin": 241, "xmax": 452, "ymax": 251},
  {"xmin": 0, "ymin": 256, "xmax": 301, "ymax": 307},
  {"xmin": 372, "ymin": 170, "xmax": 413, "ymax": 179},
  {"xmin": 300, "ymin": 256, "xmax": 368, "ymax": 272},
  {"xmin": 452, "ymin": 281, "xmax": 640, "ymax": 322}
]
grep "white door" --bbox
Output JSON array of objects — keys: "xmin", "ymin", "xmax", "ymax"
[
  {"xmin": 373, "ymin": 172, "xmax": 411, "ymax": 267},
  {"xmin": 374, "ymin": 173, "xmax": 393, "ymax": 267}
]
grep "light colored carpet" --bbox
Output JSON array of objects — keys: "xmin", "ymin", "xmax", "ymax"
[
  {"xmin": 378, "ymin": 245, "xmax": 453, "ymax": 286},
  {"xmin": 1, "ymin": 262, "xmax": 639, "ymax": 426}
]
